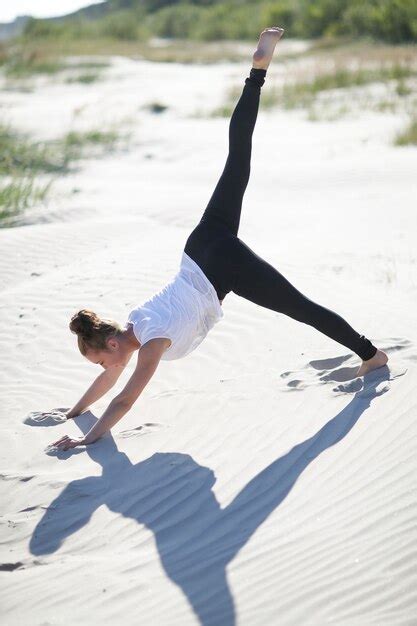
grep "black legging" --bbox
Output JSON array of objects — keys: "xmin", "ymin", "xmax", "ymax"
[{"xmin": 184, "ymin": 68, "xmax": 378, "ymax": 362}]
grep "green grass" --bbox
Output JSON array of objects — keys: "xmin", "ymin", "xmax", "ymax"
[
  {"xmin": 6, "ymin": 58, "xmax": 64, "ymax": 77},
  {"xmin": 375, "ymin": 100, "xmax": 398, "ymax": 113},
  {"xmin": 0, "ymin": 124, "xmax": 65, "ymax": 220},
  {"xmin": 62, "ymin": 129, "xmax": 120, "ymax": 152},
  {"xmin": 0, "ymin": 45, "xmax": 111, "ymax": 80},
  {"xmin": 1, "ymin": 49, "xmax": 65, "ymax": 78},
  {"xmin": 0, "ymin": 38, "xmax": 260, "ymax": 69},
  {"xmin": 279, "ymin": 65, "xmax": 416, "ymax": 110},
  {"xmin": 2, "ymin": 36, "xmax": 416, "ymax": 74},
  {"xmin": 209, "ymin": 61, "xmax": 417, "ymax": 118},
  {"xmin": 65, "ymin": 72, "xmax": 102, "ymax": 84},
  {"xmin": 0, "ymin": 178, "xmax": 51, "ymax": 221},
  {"xmin": 67, "ymin": 61, "xmax": 110, "ymax": 70},
  {"xmin": 0, "ymin": 124, "xmax": 69, "ymax": 175},
  {"xmin": 395, "ymin": 117, "xmax": 417, "ymax": 146},
  {"xmin": 0, "ymin": 123, "xmax": 126, "ymax": 223},
  {"xmin": 396, "ymin": 79, "xmax": 412, "ymax": 97},
  {"xmin": 209, "ymin": 104, "xmax": 234, "ymax": 118}
]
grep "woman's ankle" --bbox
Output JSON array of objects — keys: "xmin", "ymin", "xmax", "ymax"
[{"xmin": 247, "ymin": 67, "xmax": 267, "ymax": 87}]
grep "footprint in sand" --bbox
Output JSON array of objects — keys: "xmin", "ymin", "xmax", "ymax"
[
  {"xmin": 278, "ymin": 337, "xmax": 412, "ymax": 395},
  {"xmin": 333, "ymin": 366, "xmax": 407, "ymax": 397},
  {"xmin": 149, "ymin": 388, "xmax": 180, "ymax": 400},
  {"xmin": 287, "ymin": 379, "xmax": 308, "ymax": 390},
  {"xmin": 0, "ymin": 472, "xmax": 35, "ymax": 483},
  {"xmin": 24, "ymin": 409, "xmax": 69, "ymax": 426},
  {"xmin": 0, "ymin": 562, "xmax": 24, "ymax": 572},
  {"xmin": 118, "ymin": 422, "xmax": 166, "ymax": 439}
]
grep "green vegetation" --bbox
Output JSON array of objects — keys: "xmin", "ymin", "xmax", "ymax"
[
  {"xmin": 396, "ymin": 79, "xmax": 412, "ymax": 96},
  {"xmin": 0, "ymin": 178, "xmax": 51, "ymax": 220},
  {"xmin": 279, "ymin": 64, "xmax": 416, "ymax": 109},
  {"xmin": 210, "ymin": 60, "xmax": 417, "ymax": 117},
  {"xmin": 0, "ymin": 124, "xmax": 68, "ymax": 174},
  {"xmin": 20, "ymin": 0, "xmax": 417, "ymax": 44},
  {"xmin": 395, "ymin": 117, "xmax": 417, "ymax": 145},
  {"xmin": 209, "ymin": 104, "xmax": 234, "ymax": 118},
  {"xmin": 1, "ymin": 48, "xmax": 65, "ymax": 78},
  {"xmin": 0, "ymin": 45, "xmax": 110, "ymax": 80},
  {"xmin": 23, "ymin": 10, "xmax": 149, "ymax": 42},
  {"xmin": 1, "ymin": 39, "xmax": 255, "ymax": 69},
  {"xmin": 0, "ymin": 124, "xmax": 126, "ymax": 223},
  {"xmin": 147, "ymin": 3, "xmax": 259, "ymax": 41},
  {"xmin": 62, "ymin": 129, "xmax": 121, "ymax": 153},
  {"xmin": 1, "ymin": 2, "xmax": 412, "ymax": 79},
  {"xmin": 65, "ymin": 72, "xmax": 102, "ymax": 84}
]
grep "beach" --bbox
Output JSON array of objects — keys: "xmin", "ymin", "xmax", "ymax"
[{"xmin": 0, "ymin": 49, "xmax": 416, "ymax": 624}]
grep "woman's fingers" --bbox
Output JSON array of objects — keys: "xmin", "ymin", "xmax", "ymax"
[
  {"xmin": 51, "ymin": 435, "xmax": 70, "ymax": 446},
  {"xmin": 49, "ymin": 435, "xmax": 85, "ymax": 450},
  {"xmin": 45, "ymin": 436, "xmax": 81, "ymax": 454}
]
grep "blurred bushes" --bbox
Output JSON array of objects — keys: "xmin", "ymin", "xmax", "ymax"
[
  {"xmin": 262, "ymin": 0, "xmax": 417, "ymax": 42},
  {"xmin": 343, "ymin": 0, "xmax": 417, "ymax": 43},
  {"xmin": 21, "ymin": 0, "xmax": 417, "ymax": 43},
  {"xmin": 146, "ymin": 4, "xmax": 204, "ymax": 38},
  {"xmin": 23, "ymin": 10, "xmax": 149, "ymax": 42}
]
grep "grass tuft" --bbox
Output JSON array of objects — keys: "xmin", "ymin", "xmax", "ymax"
[
  {"xmin": 2, "ymin": 49, "xmax": 65, "ymax": 78},
  {"xmin": 0, "ymin": 123, "xmax": 126, "ymax": 222},
  {"xmin": 394, "ymin": 117, "xmax": 417, "ymax": 146},
  {"xmin": 62, "ymin": 130, "xmax": 120, "ymax": 154},
  {"xmin": 65, "ymin": 72, "xmax": 101, "ymax": 84},
  {"xmin": 209, "ymin": 104, "xmax": 234, "ymax": 118},
  {"xmin": 279, "ymin": 65, "xmax": 416, "ymax": 110},
  {"xmin": 0, "ymin": 124, "xmax": 68, "ymax": 175},
  {"xmin": 0, "ymin": 178, "xmax": 51, "ymax": 221}
]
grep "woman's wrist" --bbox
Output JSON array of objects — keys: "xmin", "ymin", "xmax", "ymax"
[{"xmin": 83, "ymin": 433, "xmax": 97, "ymax": 445}]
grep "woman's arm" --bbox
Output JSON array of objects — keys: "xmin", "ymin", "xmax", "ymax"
[
  {"xmin": 83, "ymin": 340, "xmax": 166, "ymax": 444},
  {"xmin": 66, "ymin": 365, "xmax": 126, "ymax": 419},
  {"xmin": 51, "ymin": 339, "xmax": 168, "ymax": 450}
]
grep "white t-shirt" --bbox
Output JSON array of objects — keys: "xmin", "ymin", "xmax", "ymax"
[{"xmin": 125, "ymin": 251, "xmax": 224, "ymax": 361}]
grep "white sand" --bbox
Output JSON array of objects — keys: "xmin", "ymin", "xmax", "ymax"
[{"xmin": 0, "ymin": 54, "xmax": 416, "ymax": 625}]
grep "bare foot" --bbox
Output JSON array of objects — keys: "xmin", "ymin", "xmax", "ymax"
[
  {"xmin": 252, "ymin": 26, "xmax": 285, "ymax": 70},
  {"xmin": 356, "ymin": 349, "xmax": 388, "ymax": 377}
]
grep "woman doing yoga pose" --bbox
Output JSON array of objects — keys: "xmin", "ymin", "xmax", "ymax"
[{"xmin": 52, "ymin": 27, "xmax": 388, "ymax": 451}]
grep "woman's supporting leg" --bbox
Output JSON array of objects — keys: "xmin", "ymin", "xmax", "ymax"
[
  {"xmin": 198, "ymin": 67, "xmax": 267, "ymax": 236},
  {"xmin": 229, "ymin": 237, "xmax": 378, "ymax": 361}
]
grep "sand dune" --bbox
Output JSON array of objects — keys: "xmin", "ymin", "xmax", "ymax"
[{"xmin": 0, "ymin": 56, "xmax": 416, "ymax": 625}]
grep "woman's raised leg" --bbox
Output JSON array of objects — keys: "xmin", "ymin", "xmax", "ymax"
[{"xmin": 199, "ymin": 28, "xmax": 284, "ymax": 236}]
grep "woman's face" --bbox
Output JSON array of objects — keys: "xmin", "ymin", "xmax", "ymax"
[{"xmin": 85, "ymin": 337, "xmax": 125, "ymax": 369}]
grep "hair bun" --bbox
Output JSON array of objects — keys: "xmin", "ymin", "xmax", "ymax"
[
  {"xmin": 69, "ymin": 309, "xmax": 100, "ymax": 338},
  {"xmin": 69, "ymin": 309, "xmax": 121, "ymax": 354}
]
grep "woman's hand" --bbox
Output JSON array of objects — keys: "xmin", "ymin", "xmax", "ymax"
[{"xmin": 49, "ymin": 435, "xmax": 86, "ymax": 451}]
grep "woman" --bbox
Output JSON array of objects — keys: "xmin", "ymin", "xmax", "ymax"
[{"xmin": 52, "ymin": 27, "xmax": 388, "ymax": 451}]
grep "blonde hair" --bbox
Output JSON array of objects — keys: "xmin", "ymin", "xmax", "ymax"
[{"xmin": 69, "ymin": 309, "xmax": 122, "ymax": 355}]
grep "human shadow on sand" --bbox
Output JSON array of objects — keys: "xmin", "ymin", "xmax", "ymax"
[{"xmin": 30, "ymin": 367, "xmax": 390, "ymax": 626}]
